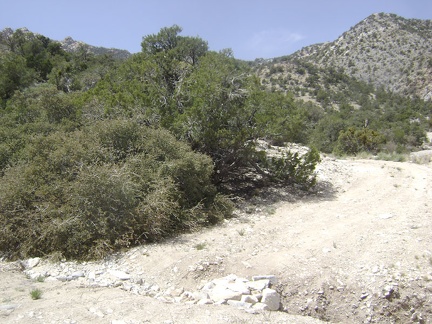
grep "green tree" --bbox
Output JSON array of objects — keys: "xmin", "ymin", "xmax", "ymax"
[
  {"xmin": 176, "ymin": 51, "xmax": 256, "ymax": 182},
  {"xmin": 140, "ymin": 25, "xmax": 208, "ymax": 125},
  {"xmin": 0, "ymin": 53, "xmax": 36, "ymax": 101}
]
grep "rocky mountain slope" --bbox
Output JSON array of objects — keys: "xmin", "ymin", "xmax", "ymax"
[
  {"xmin": 60, "ymin": 36, "xmax": 131, "ymax": 59},
  {"xmin": 260, "ymin": 13, "xmax": 432, "ymax": 101}
]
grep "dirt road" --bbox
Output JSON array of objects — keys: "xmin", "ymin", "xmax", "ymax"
[{"xmin": 1, "ymin": 157, "xmax": 431, "ymax": 323}]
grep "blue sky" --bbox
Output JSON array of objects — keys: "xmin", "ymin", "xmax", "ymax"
[{"xmin": 1, "ymin": 0, "xmax": 431, "ymax": 60}]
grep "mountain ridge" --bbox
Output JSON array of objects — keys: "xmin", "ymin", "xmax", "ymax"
[
  {"xmin": 284, "ymin": 12, "xmax": 432, "ymax": 100},
  {"xmin": 60, "ymin": 36, "xmax": 131, "ymax": 60}
]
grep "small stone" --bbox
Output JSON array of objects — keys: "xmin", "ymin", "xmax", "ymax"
[
  {"xmin": 121, "ymin": 283, "xmax": 133, "ymax": 291},
  {"xmin": 71, "ymin": 271, "xmax": 85, "ymax": 278},
  {"xmin": 252, "ymin": 275, "xmax": 278, "ymax": 286},
  {"xmin": 170, "ymin": 287, "xmax": 184, "ymax": 297},
  {"xmin": 157, "ymin": 296, "xmax": 174, "ymax": 303},
  {"xmin": 0, "ymin": 304, "xmax": 20, "ymax": 311},
  {"xmin": 111, "ymin": 320, "xmax": 127, "ymax": 324},
  {"xmin": 241, "ymin": 261, "xmax": 252, "ymax": 268},
  {"xmin": 109, "ymin": 270, "xmax": 131, "ymax": 280},
  {"xmin": 88, "ymin": 307, "xmax": 104, "ymax": 318},
  {"xmin": 379, "ymin": 213, "xmax": 393, "ymax": 219},
  {"xmin": 197, "ymin": 298, "xmax": 213, "ymax": 305},
  {"xmin": 241, "ymin": 295, "xmax": 259, "ymax": 304},
  {"xmin": 360, "ymin": 293, "xmax": 369, "ymax": 300},
  {"xmin": 252, "ymin": 302, "xmax": 270, "ymax": 311},
  {"xmin": 185, "ymin": 300, "xmax": 197, "ymax": 305},
  {"xmin": 25, "ymin": 257, "xmax": 41, "ymax": 269},
  {"xmin": 151, "ymin": 284, "xmax": 160, "ymax": 292},
  {"xmin": 201, "ymin": 282, "xmax": 216, "ymax": 292},
  {"xmin": 192, "ymin": 291, "xmax": 209, "ymax": 301},
  {"xmin": 245, "ymin": 308, "xmax": 260, "ymax": 314},
  {"xmin": 226, "ymin": 300, "xmax": 252, "ymax": 309},
  {"xmin": 112, "ymin": 281, "xmax": 123, "ymax": 288}
]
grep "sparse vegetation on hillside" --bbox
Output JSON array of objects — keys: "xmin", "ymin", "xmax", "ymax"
[
  {"xmin": 256, "ymin": 15, "xmax": 432, "ymax": 156},
  {"xmin": 289, "ymin": 13, "xmax": 432, "ymax": 100}
]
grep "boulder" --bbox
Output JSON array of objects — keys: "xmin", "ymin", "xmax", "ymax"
[
  {"xmin": 208, "ymin": 285, "xmax": 243, "ymax": 302},
  {"xmin": 261, "ymin": 288, "xmax": 280, "ymax": 311}
]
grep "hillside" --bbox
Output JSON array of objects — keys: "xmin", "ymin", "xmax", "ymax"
[
  {"xmin": 255, "ymin": 13, "xmax": 432, "ymax": 155},
  {"xmin": 271, "ymin": 13, "xmax": 432, "ymax": 100}
]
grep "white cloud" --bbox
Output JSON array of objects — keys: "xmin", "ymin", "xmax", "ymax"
[{"xmin": 244, "ymin": 29, "xmax": 305, "ymax": 59}]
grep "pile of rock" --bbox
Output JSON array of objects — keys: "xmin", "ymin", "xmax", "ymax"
[
  {"xmin": 171, "ymin": 274, "xmax": 281, "ymax": 312},
  {"xmin": 21, "ymin": 258, "xmax": 282, "ymax": 313}
]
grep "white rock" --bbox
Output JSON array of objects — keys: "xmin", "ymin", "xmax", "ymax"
[
  {"xmin": 71, "ymin": 271, "xmax": 85, "ymax": 278},
  {"xmin": 201, "ymin": 282, "xmax": 216, "ymax": 292},
  {"xmin": 179, "ymin": 291, "xmax": 193, "ymax": 301},
  {"xmin": 111, "ymin": 320, "xmax": 127, "ymax": 324},
  {"xmin": 241, "ymin": 261, "xmax": 252, "ymax": 268},
  {"xmin": 192, "ymin": 291, "xmax": 209, "ymax": 301},
  {"xmin": 253, "ymin": 302, "xmax": 270, "ymax": 311},
  {"xmin": 88, "ymin": 307, "xmax": 104, "ymax": 318},
  {"xmin": 247, "ymin": 279, "xmax": 269, "ymax": 291},
  {"xmin": 226, "ymin": 300, "xmax": 252, "ymax": 309},
  {"xmin": 109, "ymin": 270, "xmax": 131, "ymax": 280},
  {"xmin": 150, "ymin": 284, "xmax": 160, "ymax": 291},
  {"xmin": 26, "ymin": 257, "xmax": 41, "ymax": 269},
  {"xmin": 0, "ymin": 304, "xmax": 20, "ymax": 311},
  {"xmin": 208, "ymin": 286, "xmax": 242, "ymax": 302},
  {"xmin": 379, "ymin": 213, "xmax": 393, "ymax": 219},
  {"xmin": 226, "ymin": 282, "xmax": 250, "ymax": 295},
  {"xmin": 261, "ymin": 288, "xmax": 280, "ymax": 311},
  {"xmin": 241, "ymin": 295, "xmax": 259, "ymax": 304},
  {"xmin": 121, "ymin": 283, "xmax": 133, "ymax": 291},
  {"xmin": 185, "ymin": 300, "xmax": 197, "ymax": 305},
  {"xmin": 197, "ymin": 298, "xmax": 213, "ymax": 305},
  {"xmin": 253, "ymin": 293, "xmax": 262, "ymax": 301},
  {"xmin": 170, "ymin": 287, "xmax": 184, "ymax": 297},
  {"xmin": 212, "ymin": 274, "xmax": 237, "ymax": 286},
  {"xmin": 252, "ymin": 275, "xmax": 278, "ymax": 286}
]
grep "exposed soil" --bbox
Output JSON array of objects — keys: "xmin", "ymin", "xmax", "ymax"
[{"xmin": 1, "ymin": 156, "xmax": 432, "ymax": 323}]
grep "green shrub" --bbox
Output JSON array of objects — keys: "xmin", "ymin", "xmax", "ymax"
[
  {"xmin": 334, "ymin": 127, "xmax": 386, "ymax": 156},
  {"xmin": 257, "ymin": 147, "xmax": 321, "ymax": 190},
  {"xmin": 30, "ymin": 288, "xmax": 42, "ymax": 300},
  {"xmin": 0, "ymin": 120, "xmax": 232, "ymax": 260}
]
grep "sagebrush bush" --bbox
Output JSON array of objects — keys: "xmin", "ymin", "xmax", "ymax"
[{"xmin": 0, "ymin": 120, "xmax": 232, "ymax": 260}]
